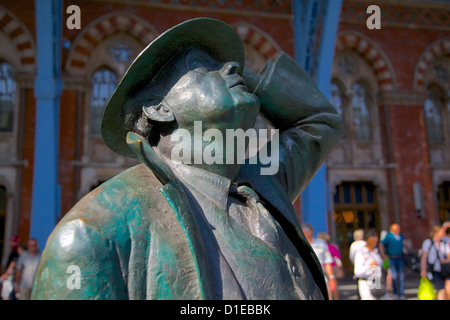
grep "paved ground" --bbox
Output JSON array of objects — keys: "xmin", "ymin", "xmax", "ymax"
[{"xmin": 335, "ymin": 268, "xmax": 421, "ymax": 300}]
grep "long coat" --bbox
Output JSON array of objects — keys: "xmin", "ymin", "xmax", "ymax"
[{"xmin": 31, "ymin": 52, "xmax": 342, "ymax": 300}]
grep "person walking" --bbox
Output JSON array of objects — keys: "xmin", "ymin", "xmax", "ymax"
[
  {"xmin": 302, "ymin": 224, "xmax": 337, "ymax": 299},
  {"xmin": 380, "ymin": 223, "xmax": 407, "ymax": 299},
  {"xmin": 349, "ymin": 229, "xmax": 366, "ymax": 265},
  {"xmin": 318, "ymin": 232, "xmax": 343, "ymax": 300},
  {"xmin": 443, "ymin": 222, "xmax": 450, "ymax": 299},
  {"xmin": 0, "ymin": 235, "xmax": 22, "ymax": 300},
  {"xmin": 420, "ymin": 222, "xmax": 450, "ymax": 300},
  {"xmin": 15, "ymin": 238, "xmax": 41, "ymax": 300},
  {"xmin": 354, "ymin": 229, "xmax": 384, "ymax": 300}
]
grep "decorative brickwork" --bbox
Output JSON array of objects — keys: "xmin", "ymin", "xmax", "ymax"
[
  {"xmin": 67, "ymin": 14, "xmax": 282, "ymax": 75},
  {"xmin": 134, "ymin": 0, "xmax": 292, "ymax": 14},
  {"xmin": 232, "ymin": 22, "xmax": 281, "ymax": 61},
  {"xmin": 0, "ymin": 6, "xmax": 35, "ymax": 70},
  {"xmin": 414, "ymin": 37, "xmax": 450, "ymax": 90},
  {"xmin": 66, "ymin": 13, "xmax": 158, "ymax": 74},
  {"xmin": 341, "ymin": 1, "xmax": 450, "ymax": 29},
  {"xmin": 335, "ymin": 31, "xmax": 395, "ymax": 92}
]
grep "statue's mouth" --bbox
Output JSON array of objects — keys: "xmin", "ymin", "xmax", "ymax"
[{"xmin": 227, "ymin": 75, "xmax": 248, "ymax": 92}]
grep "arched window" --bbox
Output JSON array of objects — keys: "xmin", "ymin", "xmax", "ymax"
[
  {"xmin": 331, "ymin": 80, "xmax": 346, "ymax": 138},
  {"xmin": 351, "ymin": 83, "xmax": 372, "ymax": 140},
  {"xmin": 424, "ymin": 85, "xmax": 445, "ymax": 143},
  {"xmin": 0, "ymin": 61, "xmax": 16, "ymax": 132},
  {"xmin": 331, "ymin": 50, "xmax": 378, "ymax": 146},
  {"xmin": 90, "ymin": 67, "xmax": 117, "ymax": 135},
  {"xmin": 331, "ymin": 81, "xmax": 343, "ymax": 115}
]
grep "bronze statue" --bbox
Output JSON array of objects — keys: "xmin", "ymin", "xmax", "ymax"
[{"xmin": 32, "ymin": 18, "xmax": 342, "ymax": 300}]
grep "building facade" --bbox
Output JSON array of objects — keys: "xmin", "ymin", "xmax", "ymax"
[
  {"xmin": 0, "ymin": 0, "xmax": 449, "ymax": 271},
  {"xmin": 327, "ymin": 0, "xmax": 449, "ymax": 267}
]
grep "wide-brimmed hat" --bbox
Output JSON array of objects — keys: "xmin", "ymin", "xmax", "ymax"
[{"xmin": 101, "ymin": 18, "xmax": 245, "ymax": 158}]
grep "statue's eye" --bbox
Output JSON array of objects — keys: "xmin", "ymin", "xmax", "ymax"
[
  {"xmin": 186, "ymin": 51, "xmax": 213, "ymax": 71},
  {"xmin": 196, "ymin": 53, "xmax": 210, "ymax": 64},
  {"xmin": 190, "ymin": 60, "xmax": 206, "ymax": 70},
  {"xmin": 193, "ymin": 67, "xmax": 208, "ymax": 73}
]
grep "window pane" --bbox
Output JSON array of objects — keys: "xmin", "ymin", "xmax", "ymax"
[
  {"xmin": 331, "ymin": 82, "xmax": 343, "ymax": 116},
  {"xmin": 438, "ymin": 182, "xmax": 450, "ymax": 224},
  {"xmin": 331, "ymin": 81, "xmax": 346, "ymax": 139},
  {"xmin": 440, "ymin": 181, "xmax": 450, "ymax": 203},
  {"xmin": 355, "ymin": 183, "xmax": 363, "ymax": 203},
  {"xmin": 424, "ymin": 97, "xmax": 444, "ymax": 142},
  {"xmin": 334, "ymin": 182, "xmax": 380, "ymax": 269},
  {"xmin": 368, "ymin": 210, "xmax": 376, "ymax": 228},
  {"xmin": 0, "ymin": 61, "xmax": 16, "ymax": 132},
  {"xmin": 357, "ymin": 211, "xmax": 364, "ymax": 229},
  {"xmin": 366, "ymin": 183, "xmax": 374, "ymax": 203},
  {"xmin": 352, "ymin": 83, "xmax": 372, "ymax": 140},
  {"xmin": 343, "ymin": 183, "xmax": 351, "ymax": 203},
  {"xmin": 334, "ymin": 187, "xmax": 340, "ymax": 204},
  {"xmin": 90, "ymin": 67, "xmax": 117, "ymax": 135}
]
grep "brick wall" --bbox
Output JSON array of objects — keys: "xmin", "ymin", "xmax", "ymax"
[
  {"xmin": 59, "ymin": 90, "xmax": 82, "ymax": 217},
  {"xmin": 18, "ymin": 88, "xmax": 35, "ymax": 241},
  {"xmin": 387, "ymin": 104, "xmax": 436, "ymax": 248},
  {"xmin": 337, "ymin": 0, "xmax": 449, "ymax": 247}
]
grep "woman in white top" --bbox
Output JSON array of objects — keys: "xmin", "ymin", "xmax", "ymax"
[
  {"xmin": 349, "ymin": 229, "xmax": 366, "ymax": 265},
  {"xmin": 354, "ymin": 229, "xmax": 384, "ymax": 300},
  {"xmin": 420, "ymin": 223, "xmax": 450, "ymax": 300}
]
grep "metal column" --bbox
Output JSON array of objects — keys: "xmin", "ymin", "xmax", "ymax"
[
  {"xmin": 293, "ymin": 0, "xmax": 342, "ymax": 235},
  {"xmin": 30, "ymin": 0, "xmax": 62, "ymax": 249}
]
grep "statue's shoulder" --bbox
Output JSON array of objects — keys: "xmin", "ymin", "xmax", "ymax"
[
  {"xmin": 33, "ymin": 163, "xmax": 165, "ymax": 298},
  {"xmin": 54, "ymin": 163, "xmax": 165, "ymax": 242}
]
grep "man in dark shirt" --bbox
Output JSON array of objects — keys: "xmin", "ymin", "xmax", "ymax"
[{"xmin": 381, "ymin": 223, "xmax": 406, "ymax": 299}]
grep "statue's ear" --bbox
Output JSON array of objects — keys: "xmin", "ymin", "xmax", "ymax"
[{"xmin": 142, "ymin": 102, "xmax": 175, "ymax": 123}]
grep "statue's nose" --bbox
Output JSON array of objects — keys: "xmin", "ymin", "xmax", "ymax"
[{"xmin": 220, "ymin": 61, "xmax": 242, "ymax": 76}]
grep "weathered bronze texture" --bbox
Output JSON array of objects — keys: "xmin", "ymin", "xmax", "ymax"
[{"xmin": 32, "ymin": 18, "xmax": 342, "ymax": 300}]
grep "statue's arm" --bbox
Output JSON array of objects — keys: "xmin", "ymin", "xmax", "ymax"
[
  {"xmin": 244, "ymin": 52, "xmax": 342, "ymax": 201},
  {"xmin": 32, "ymin": 218, "xmax": 128, "ymax": 300}
]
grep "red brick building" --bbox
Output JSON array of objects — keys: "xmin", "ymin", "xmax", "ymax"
[
  {"xmin": 0, "ymin": 0, "xmax": 449, "ymax": 270},
  {"xmin": 327, "ymin": 0, "xmax": 449, "ymax": 265}
]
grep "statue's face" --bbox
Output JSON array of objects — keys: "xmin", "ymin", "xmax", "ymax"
[{"xmin": 163, "ymin": 49, "xmax": 260, "ymax": 132}]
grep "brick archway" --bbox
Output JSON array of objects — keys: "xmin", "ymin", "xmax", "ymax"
[
  {"xmin": 232, "ymin": 22, "xmax": 281, "ymax": 61},
  {"xmin": 335, "ymin": 32, "xmax": 396, "ymax": 92},
  {"xmin": 413, "ymin": 37, "xmax": 450, "ymax": 90},
  {"xmin": 0, "ymin": 6, "xmax": 36, "ymax": 71},
  {"xmin": 66, "ymin": 12, "xmax": 158, "ymax": 74}
]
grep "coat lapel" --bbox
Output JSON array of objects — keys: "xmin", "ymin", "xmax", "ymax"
[
  {"xmin": 126, "ymin": 132, "xmax": 327, "ymax": 299},
  {"xmin": 159, "ymin": 182, "xmax": 215, "ymax": 299},
  {"xmin": 239, "ymin": 163, "xmax": 329, "ymax": 299},
  {"xmin": 127, "ymin": 132, "xmax": 214, "ymax": 299}
]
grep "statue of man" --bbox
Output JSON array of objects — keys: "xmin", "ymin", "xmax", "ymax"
[{"xmin": 32, "ymin": 18, "xmax": 342, "ymax": 300}]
